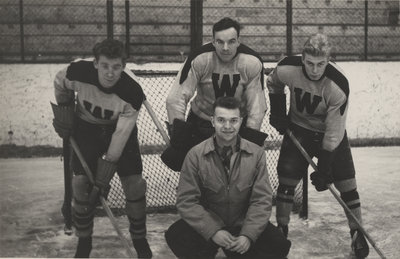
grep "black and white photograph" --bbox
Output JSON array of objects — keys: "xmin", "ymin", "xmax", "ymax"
[{"xmin": 0, "ymin": 0, "xmax": 399, "ymax": 258}]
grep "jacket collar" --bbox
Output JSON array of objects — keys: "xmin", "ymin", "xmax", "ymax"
[{"xmin": 204, "ymin": 135, "xmax": 254, "ymax": 155}]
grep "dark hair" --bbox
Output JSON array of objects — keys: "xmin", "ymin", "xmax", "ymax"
[
  {"xmin": 213, "ymin": 96, "xmax": 241, "ymax": 112},
  {"xmin": 92, "ymin": 39, "xmax": 127, "ymax": 64},
  {"xmin": 213, "ymin": 17, "xmax": 240, "ymax": 37}
]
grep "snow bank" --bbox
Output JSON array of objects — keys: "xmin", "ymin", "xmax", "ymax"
[{"xmin": 0, "ymin": 62, "xmax": 399, "ymax": 147}]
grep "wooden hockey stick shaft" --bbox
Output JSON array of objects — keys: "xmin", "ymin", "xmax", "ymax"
[
  {"xmin": 62, "ymin": 138, "xmax": 73, "ymax": 235},
  {"xmin": 286, "ymin": 129, "xmax": 386, "ymax": 259},
  {"xmin": 69, "ymin": 137, "xmax": 136, "ymax": 258},
  {"xmin": 143, "ymin": 99, "xmax": 170, "ymax": 145}
]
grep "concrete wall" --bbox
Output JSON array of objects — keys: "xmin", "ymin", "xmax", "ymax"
[{"xmin": 0, "ymin": 61, "xmax": 399, "ymax": 147}]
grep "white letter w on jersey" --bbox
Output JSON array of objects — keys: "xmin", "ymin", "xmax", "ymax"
[
  {"xmin": 294, "ymin": 88, "xmax": 322, "ymax": 114},
  {"xmin": 212, "ymin": 73, "xmax": 240, "ymax": 98}
]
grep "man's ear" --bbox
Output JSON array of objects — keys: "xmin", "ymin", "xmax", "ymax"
[
  {"xmin": 211, "ymin": 116, "xmax": 215, "ymax": 127},
  {"xmin": 93, "ymin": 59, "xmax": 99, "ymax": 69}
]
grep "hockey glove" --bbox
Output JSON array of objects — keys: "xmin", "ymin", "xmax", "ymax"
[
  {"xmin": 88, "ymin": 156, "xmax": 117, "ymax": 205},
  {"xmin": 310, "ymin": 149, "xmax": 335, "ymax": 191},
  {"xmin": 269, "ymin": 93, "xmax": 289, "ymax": 135},
  {"xmin": 239, "ymin": 127, "xmax": 268, "ymax": 147},
  {"xmin": 161, "ymin": 119, "xmax": 193, "ymax": 172},
  {"xmin": 50, "ymin": 102, "xmax": 75, "ymax": 139}
]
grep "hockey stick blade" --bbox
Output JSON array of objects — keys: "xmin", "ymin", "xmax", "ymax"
[{"xmin": 286, "ymin": 129, "xmax": 386, "ymax": 259}]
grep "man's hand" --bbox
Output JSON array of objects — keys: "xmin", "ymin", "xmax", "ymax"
[
  {"xmin": 227, "ymin": 235, "xmax": 251, "ymax": 254},
  {"xmin": 311, "ymin": 149, "xmax": 335, "ymax": 191},
  {"xmin": 211, "ymin": 230, "xmax": 236, "ymax": 249},
  {"xmin": 88, "ymin": 156, "xmax": 117, "ymax": 205},
  {"xmin": 310, "ymin": 171, "xmax": 333, "ymax": 191},
  {"xmin": 269, "ymin": 115, "xmax": 289, "ymax": 135},
  {"xmin": 50, "ymin": 102, "xmax": 75, "ymax": 139}
]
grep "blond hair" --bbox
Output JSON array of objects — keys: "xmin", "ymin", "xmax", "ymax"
[{"xmin": 302, "ymin": 33, "xmax": 332, "ymax": 58}]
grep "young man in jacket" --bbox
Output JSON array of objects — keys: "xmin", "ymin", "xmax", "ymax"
[{"xmin": 165, "ymin": 97, "xmax": 291, "ymax": 258}]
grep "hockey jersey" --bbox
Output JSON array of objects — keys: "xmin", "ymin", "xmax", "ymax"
[
  {"xmin": 54, "ymin": 59, "xmax": 144, "ymax": 161},
  {"xmin": 166, "ymin": 43, "xmax": 267, "ymax": 130},
  {"xmin": 267, "ymin": 56, "xmax": 349, "ymax": 151}
]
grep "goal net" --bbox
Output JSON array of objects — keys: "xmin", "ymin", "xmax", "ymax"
[{"xmin": 106, "ymin": 70, "xmax": 306, "ymax": 215}]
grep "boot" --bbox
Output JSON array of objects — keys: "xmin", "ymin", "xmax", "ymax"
[
  {"xmin": 74, "ymin": 236, "xmax": 92, "ymax": 258},
  {"xmin": 278, "ymin": 223, "xmax": 289, "ymax": 238},
  {"xmin": 133, "ymin": 238, "xmax": 153, "ymax": 258},
  {"xmin": 350, "ymin": 229, "xmax": 369, "ymax": 258}
]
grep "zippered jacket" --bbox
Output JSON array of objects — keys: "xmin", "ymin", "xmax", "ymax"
[{"xmin": 176, "ymin": 137, "xmax": 273, "ymax": 242}]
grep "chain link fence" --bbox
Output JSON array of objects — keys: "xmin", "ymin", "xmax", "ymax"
[{"xmin": 1, "ymin": 0, "xmax": 399, "ymax": 62}]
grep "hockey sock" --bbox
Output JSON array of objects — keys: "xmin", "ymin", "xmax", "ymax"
[
  {"xmin": 340, "ymin": 189, "xmax": 362, "ymax": 229},
  {"xmin": 74, "ymin": 236, "xmax": 92, "ymax": 258},
  {"xmin": 276, "ymin": 184, "xmax": 295, "ymax": 226},
  {"xmin": 132, "ymin": 238, "xmax": 152, "ymax": 258}
]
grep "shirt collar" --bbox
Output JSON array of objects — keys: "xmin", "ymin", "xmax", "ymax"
[{"xmin": 204, "ymin": 135, "xmax": 254, "ymax": 155}]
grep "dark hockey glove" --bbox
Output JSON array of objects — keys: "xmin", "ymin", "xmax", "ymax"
[
  {"xmin": 161, "ymin": 119, "xmax": 192, "ymax": 172},
  {"xmin": 310, "ymin": 149, "xmax": 335, "ymax": 191},
  {"xmin": 50, "ymin": 102, "xmax": 75, "ymax": 139},
  {"xmin": 239, "ymin": 127, "xmax": 268, "ymax": 147},
  {"xmin": 88, "ymin": 156, "xmax": 117, "ymax": 205},
  {"xmin": 269, "ymin": 93, "xmax": 289, "ymax": 135}
]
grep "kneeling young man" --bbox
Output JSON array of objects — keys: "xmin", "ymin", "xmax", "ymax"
[{"xmin": 165, "ymin": 97, "xmax": 291, "ymax": 259}]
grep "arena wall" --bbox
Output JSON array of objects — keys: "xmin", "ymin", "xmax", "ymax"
[{"xmin": 0, "ymin": 61, "xmax": 399, "ymax": 148}]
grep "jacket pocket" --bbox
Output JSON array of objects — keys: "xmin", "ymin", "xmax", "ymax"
[
  {"xmin": 236, "ymin": 180, "xmax": 253, "ymax": 192},
  {"xmin": 235, "ymin": 169, "xmax": 255, "ymax": 192},
  {"xmin": 200, "ymin": 168, "xmax": 223, "ymax": 193},
  {"xmin": 203, "ymin": 176, "xmax": 222, "ymax": 193}
]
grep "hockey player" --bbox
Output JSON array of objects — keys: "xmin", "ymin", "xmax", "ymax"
[
  {"xmin": 51, "ymin": 39, "xmax": 152, "ymax": 258},
  {"xmin": 165, "ymin": 97, "xmax": 291, "ymax": 258},
  {"xmin": 267, "ymin": 33, "xmax": 369, "ymax": 258},
  {"xmin": 162, "ymin": 17, "xmax": 268, "ymax": 171}
]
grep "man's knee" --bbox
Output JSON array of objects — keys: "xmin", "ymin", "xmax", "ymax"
[
  {"xmin": 165, "ymin": 219, "xmax": 217, "ymax": 258},
  {"xmin": 256, "ymin": 222, "xmax": 291, "ymax": 258},
  {"xmin": 165, "ymin": 220, "xmax": 187, "ymax": 256},
  {"xmin": 165, "ymin": 220, "xmax": 187, "ymax": 246},
  {"xmin": 72, "ymin": 175, "xmax": 94, "ymax": 237},
  {"xmin": 121, "ymin": 175, "xmax": 147, "ymax": 215},
  {"xmin": 72, "ymin": 175, "xmax": 91, "ymax": 205}
]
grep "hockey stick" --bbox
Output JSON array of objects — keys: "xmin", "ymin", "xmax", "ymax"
[
  {"xmin": 286, "ymin": 129, "xmax": 386, "ymax": 259},
  {"xmin": 143, "ymin": 99, "xmax": 170, "ymax": 145},
  {"xmin": 61, "ymin": 138, "xmax": 73, "ymax": 235},
  {"xmin": 69, "ymin": 137, "xmax": 136, "ymax": 258}
]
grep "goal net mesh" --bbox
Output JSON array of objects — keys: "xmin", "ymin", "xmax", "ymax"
[{"xmin": 105, "ymin": 70, "xmax": 304, "ymax": 214}]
